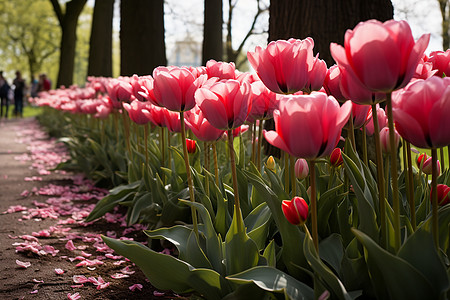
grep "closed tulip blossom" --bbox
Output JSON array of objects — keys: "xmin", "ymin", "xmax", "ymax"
[
  {"xmin": 294, "ymin": 158, "xmax": 309, "ymax": 180},
  {"xmin": 350, "ymin": 103, "xmax": 371, "ymax": 129},
  {"xmin": 142, "ymin": 105, "xmax": 180, "ymax": 132},
  {"xmin": 264, "ymin": 92, "xmax": 352, "ymax": 160},
  {"xmin": 282, "ymin": 196, "xmax": 309, "ymax": 225},
  {"xmin": 323, "ymin": 65, "xmax": 346, "ymax": 102},
  {"xmin": 339, "ymin": 66, "xmax": 386, "ymax": 105},
  {"xmin": 247, "ymin": 38, "xmax": 320, "ymax": 94},
  {"xmin": 432, "ymin": 184, "xmax": 450, "ymax": 206},
  {"xmin": 417, "ymin": 153, "xmax": 428, "ymax": 169},
  {"xmin": 330, "ymin": 19, "xmax": 430, "ymax": 93},
  {"xmin": 184, "ymin": 106, "xmax": 224, "ymax": 142},
  {"xmin": 195, "ymin": 79, "xmax": 252, "ymax": 130},
  {"xmin": 422, "ymin": 156, "xmax": 440, "ymax": 176},
  {"xmin": 123, "ymin": 100, "xmax": 152, "ymax": 125},
  {"xmin": 247, "ymin": 81, "xmax": 279, "ymax": 122},
  {"xmin": 428, "ymin": 50, "xmax": 450, "ymax": 78},
  {"xmin": 393, "ymin": 76, "xmax": 450, "ymax": 149},
  {"xmin": 152, "ymin": 66, "xmax": 206, "ymax": 112},
  {"xmin": 380, "ymin": 127, "xmax": 400, "ymax": 153},
  {"xmin": 106, "ymin": 78, "xmax": 134, "ymax": 108},
  {"xmin": 330, "ymin": 148, "xmax": 344, "ymax": 167},
  {"xmin": 186, "ymin": 139, "xmax": 196, "ymax": 154}
]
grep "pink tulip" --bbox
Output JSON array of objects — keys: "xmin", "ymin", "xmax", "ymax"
[
  {"xmin": 184, "ymin": 106, "xmax": 224, "ymax": 142},
  {"xmin": 428, "ymin": 50, "xmax": 450, "ymax": 78},
  {"xmin": 106, "ymin": 78, "xmax": 134, "ymax": 108},
  {"xmin": 379, "ymin": 127, "xmax": 400, "ymax": 153},
  {"xmin": 123, "ymin": 100, "xmax": 152, "ymax": 125},
  {"xmin": 323, "ymin": 65, "xmax": 346, "ymax": 102},
  {"xmin": 94, "ymin": 98, "xmax": 112, "ymax": 119},
  {"xmin": 247, "ymin": 81, "xmax": 279, "ymax": 122},
  {"xmin": 339, "ymin": 66, "xmax": 386, "ymax": 105},
  {"xmin": 195, "ymin": 79, "xmax": 252, "ymax": 130},
  {"xmin": 152, "ymin": 66, "xmax": 206, "ymax": 112},
  {"xmin": 366, "ymin": 105, "xmax": 387, "ymax": 136},
  {"xmin": 393, "ymin": 76, "xmax": 450, "ymax": 148},
  {"xmin": 205, "ymin": 59, "xmax": 236, "ymax": 80},
  {"xmin": 247, "ymin": 38, "xmax": 317, "ymax": 94},
  {"xmin": 294, "ymin": 158, "xmax": 309, "ymax": 180},
  {"xmin": 414, "ymin": 57, "xmax": 437, "ymax": 80},
  {"xmin": 305, "ymin": 55, "xmax": 327, "ymax": 93},
  {"xmin": 422, "ymin": 156, "xmax": 440, "ymax": 175},
  {"xmin": 131, "ymin": 74, "xmax": 154, "ymax": 102},
  {"xmin": 282, "ymin": 196, "xmax": 308, "ymax": 225},
  {"xmin": 331, "ymin": 19, "xmax": 430, "ymax": 93},
  {"xmin": 142, "ymin": 105, "xmax": 181, "ymax": 132},
  {"xmin": 350, "ymin": 103, "xmax": 371, "ymax": 129},
  {"xmin": 264, "ymin": 92, "xmax": 352, "ymax": 159}
]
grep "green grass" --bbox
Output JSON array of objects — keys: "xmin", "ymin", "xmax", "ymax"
[{"xmin": 23, "ymin": 105, "xmax": 43, "ymax": 118}]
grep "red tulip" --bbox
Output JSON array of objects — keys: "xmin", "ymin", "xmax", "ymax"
[
  {"xmin": 195, "ymin": 79, "xmax": 252, "ymax": 130},
  {"xmin": 264, "ymin": 92, "xmax": 351, "ymax": 160},
  {"xmin": 247, "ymin": 38, "xmax": 320, "ymax": 94},
  {"xmin": 184, "ymin": 106, "xmax": 224, "ymax": 142},
  {"xmin": 417, "ymin": 153, "xmax": 428, "ymax": 169},
  {"xmin": 393, "ymin": 76, "xmax": 450, "ymax": 149},
  {"xmin": 282, "ymin": 196, "xmax": 308, "ymax": 225},
  {"xmin": 152, "ymin": 66, "xmax": 206, "ymax": 112},
  {"xmin": 428, "ymin": 50, "xmax": 450, "ymax": 78},
  {"xmin": 331, "ymin": 19, "xmax": 430, "ymax": 93},
  {"xmin": 186, "ymin": 139, "xmax": 196, "ymax": 154},
  {"xmin": 330, "ymin": 148, "xmax": 343, "ymax": 167},
  {"xmin": 431, "ymin": 184, "xmax": 450, "ymax": 206}
]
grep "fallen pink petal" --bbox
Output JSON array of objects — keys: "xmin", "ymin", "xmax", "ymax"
[
  {"xmin": 129, "ymin": 284, "xmax": 143, "ymax": 291},
  {"xmin": 16, "ymin": 260, "xmax": 31, "ymax": 268}
]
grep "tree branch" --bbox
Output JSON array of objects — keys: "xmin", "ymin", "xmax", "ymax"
[{"xmin": 49, "ymin": 0, "xmax": 64, "ymax": 25}]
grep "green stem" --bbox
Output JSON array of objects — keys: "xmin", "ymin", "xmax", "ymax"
[
  {"xmin": 180, "ymin": 111, "xmax": 198, "ymax": 238},
  {"xmin": 406, "ymin": 141, "xmax": 416, "ymax": 231},
  {"xmin": 371, "ymin": 103, "xmax": 387, "ymax": 249},
  {"xmin": 309, "ymin": 159, "xmax": 319, "ymax": 252},
  {"xmin": 204, "ymin": 142, "xmax": 210, "ymax": 198},
  {"xmin": 212, "ymin": 142, "xmax": 219, "ymax": 186},
  {"xmin": 386, "ymin": 93, "xmax": 401, "ymax": 252},
  {"xmin": 122, "ymin": 110, "xmax": 131, "ymax": 154},
  {"xmin": 257, "ymin": 119, "xmax": 264, "ymax": 171},
  {"xmin": 144, "ymin": 124, "xmax": 149, "ymax": 166},
  {"xmin": 251, "ymin": 121, "xmax": 257, "ymax": 164},
  {"xmin": 290, "ymin": 155, "xmax": 296, "ymax": 196},
  {"xmin": 440, "ymin": 147, "xmax": 445, "ymax": 173},
  {"xmin": 348, "ymin": 111, "xmax": 356, "ymax": 151},
  {"xmin": 431, "ymin": 148, "xmax": 439, "ymax": 249},
  {"xmin": 284, "ymin": 152, "xmax": 289, "ymax": 194},
  {"xmin": 228, "ymin": 129, "xmax": 243, "ymax": 231},
  {"xmin": 362, "ymin": 125, "xmax": 368, "ymax": 167}
]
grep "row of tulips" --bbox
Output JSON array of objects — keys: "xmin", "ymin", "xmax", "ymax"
[{"xmin": 31, "ymin": 19, "xmax": 450, "ymax": 300}]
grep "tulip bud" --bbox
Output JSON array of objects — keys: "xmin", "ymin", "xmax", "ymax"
[
  {"xmin": 330, "ymin": 148, "xmax": 343, "ymax": 167},
  {"xmin": 422, "ymin": 157, "xmax": 440, "ymax": 175},
  {"xmin": 266, "ymin": 156, "xmax": 276, "ymax": 172},
  {"xmin": 294, "ymin": 158, "xmax": 309, "ymax": 179},
  {"xmin": 431, "ymin": 184, "xmax": 450, "ymax": 206},
  {"xmin": 380, "ymin": 127, "xmax": 400, "ymax": 153},
  {"xmin": 417, "ymin": 153, "xmax": 428, "ymax": 169},
  {"xmin": 281, "ymin": 196, "xmax": 308, "ymax": 225},
  {"xmin": 186, "ymin": 138, "xmax": 196, "ymax": 154}
]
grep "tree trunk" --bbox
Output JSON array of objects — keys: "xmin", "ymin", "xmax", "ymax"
[
  {"xmin": 87, "ymin": 0, "xmax": 114, "ymax": 77},
  {"xmin": 438, "ymin": 0, "xmax": 449, "ymax": 50},
  {"xmin": 202, "ymin": 0, "xmax": 223, "ymax": 65},
  {"xmin": 51, "ymin": 0, "xmax": 87, "ymax": 88},
  {"xmin": 265, "ymin": 0, "xmax": 394, "ymax": 157},
  {"xmin": 268, "ymin": 0, "xmax": 393, "ymax": 65},
  {"xmin": 120, "ymin": 0, "xmax": 167, "ymax": 76}
]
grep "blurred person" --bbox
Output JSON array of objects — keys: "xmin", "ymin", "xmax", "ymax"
[
  {"xmin": 0, "ymin": 71, "xmax": 11, "ymax": 118},
  {"xmin": 38, "ymin": 73, "xmax": 51, "ymax": 92},
  {"xmin": 30, "ymin": 75, "xmax": 39, "ymax": 97},
  {"xmin": 13, "ymin": 71, "xmax": 26, "ymax": 117}
]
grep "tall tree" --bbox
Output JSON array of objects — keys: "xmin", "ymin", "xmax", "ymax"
[
  {"xmin": 120, "ymin": 0, "xmax": 167, "ymax": 76},
  {"xmin": 0, "ymin": 0, "xmax": 60, "ymax": 80},
  {"xmin": 438, "ymin": 0, "xmax": 449, "ymax": 50},
  {"xmin": 87, "ymin": 0, "xmax": 114, "ymax": 77},
  {"xmin": 269, "ymin": 0, "xmax": 393, "ymax": 66},
  {"xmin": 202, "ymin": 0, "xmax": 223, "ymax": 65},
  {"xmin": 50, "ymin": 0, "xmax": 87, "ymax": 88}
]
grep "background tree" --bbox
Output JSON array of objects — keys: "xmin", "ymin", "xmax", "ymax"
[
  {"xmin": 87, "ymin": 0, "xmax": 114, "ymax": 77},
  {"xmin": 202, "ymin": 0, "xmax": 223, "ymax": 65},
  {"xmin": 120, "ymin": 0, "xmax": 167, "ymax": 76},
  {"xmin": 438, "ymin": 0, "xmax": 449, "ymax": 49},
  {"xmin": 73, "ymin": 5, "xmax": 93, "ymax": 86},
  {"xmin": 0, "ymin": 0, "xmax": 60, "ymax": 82},
  {"xmin": 269, "ymin": 0, "xmax": 393, "ymax": 66},
  {"xmin": 49, "ymin": 0, "xmax": 87, "ymax": 88}
]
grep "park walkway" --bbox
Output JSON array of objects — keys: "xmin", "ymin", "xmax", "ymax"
[{"xmin": 0, "ymin": 117, "xmax": 174, "ymax": 300}]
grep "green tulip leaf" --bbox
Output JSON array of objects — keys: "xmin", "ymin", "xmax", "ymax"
[
  {"xmin": 352, "ymin": 228, "xmax": 437, "ymax": 300},
  {"xmin": 318, "ymin": 233, "xmax": 344, "ymax": 275},
  {"xmin": 227, "ymin": 266, "xmax": 314, "ymax": 300},
  {"xmin": 245, "ymin": 203, "xmax": 272, "ymax": 250},
  {"xmin": 421, "ymin": 204, "xmax": 450, "ymax": 252}
]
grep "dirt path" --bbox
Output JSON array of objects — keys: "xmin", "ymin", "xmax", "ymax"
[{"xmin": 0, "ymin": 118, "xmax": 182, "ymax": 300}]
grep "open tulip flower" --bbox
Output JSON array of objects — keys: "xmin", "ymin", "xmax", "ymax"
[
  {"xmin": 428, "ymin": 49, "xmax": 450, "ymax": 78},
  {"xmin": 247, "ymin": 38, "xmax": 323, "ymax": 94},
  {"xmin": 106, "ymin": 78, "xmax": 134, "ymax": 108},
  {"xmin": 184, "ymin": 106, "xmax": 224, "ymax": 142},
  {"xmin": 123, "ymin": 100, "xmax": 152, "ymax": 125},
  {"xmin": 281, "ymin": 196, "xmax": 308, "ymax": 226},
  {"xmin": 264, "ymin": 92, "xmax": 352, "ymax": 160},
  {"xmin": 323, "ymin": 65, "xmax": 346, "ymax": 102},
  {"xmin": 152, "ymin": 66, "xmax": 206, "ymax": 112},
  {"xmin": 247, "ymin": 81, "xmax": 279, "ymax": 122},
  {"xmin": 331, "ymin": 19, "xmax": 430, "ymax": 93},
  {"xmin": 205, "ymin": 59, "xmax": 236, "ymax": 80},
  {"xmin": 393, "ymin": 76, "xmax": 450, "ymax": 149},
  {"xmin": 195, "ymin": 79, "xmax": 252, "ymax": 130}
]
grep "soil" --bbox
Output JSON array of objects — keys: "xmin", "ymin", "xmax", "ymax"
[{"xmin": 0, "ymin": 117, "xmax": 187, "ymax": 300}]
